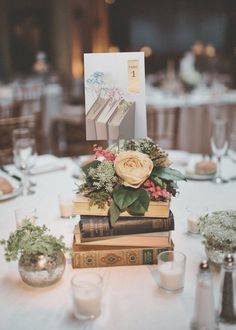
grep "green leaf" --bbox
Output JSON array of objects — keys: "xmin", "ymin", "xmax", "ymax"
[
  {"xmin": 82, "ymin": 160, "xmax": 100, "ymax": 175},
  {"xmin": 109, "ymin": 201, "xmax": 121, "ymax": 226},
  {"xmin": 127, "ymin": 189, "xmax": 150, "ymax": 215},
  {"xmin": 151, "ymin": 167, "xmax": 186, "ymax": 181},
  {"xmin": 113, "ymin": 185, "xmax": 140, "ymax": 210}
]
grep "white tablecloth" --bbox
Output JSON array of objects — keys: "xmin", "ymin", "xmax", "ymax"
[{"xmin": 0, "ymin": 154, "xmax": 236, "ymax": 330}]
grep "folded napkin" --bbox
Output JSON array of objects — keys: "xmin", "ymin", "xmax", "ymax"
[{"xmin": 29, "ymin": 155, "xmax": 66, "ymax": 175}]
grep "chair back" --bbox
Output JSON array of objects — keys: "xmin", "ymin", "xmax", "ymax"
[{"xmin": 147, "ymin": 106, "xmax": 180, "ymax": 149}]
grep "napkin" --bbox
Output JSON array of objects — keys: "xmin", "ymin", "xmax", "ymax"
[{"xmin": 29, "ymin": 155, "xmax": 66, "ymax": 175}]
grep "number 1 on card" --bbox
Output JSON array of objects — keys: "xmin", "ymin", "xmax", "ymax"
[{"xmin": 128, "ymin": 59, "xmax": 140, "ymax": 93}]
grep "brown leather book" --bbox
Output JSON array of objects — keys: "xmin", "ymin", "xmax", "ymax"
[
  {"xmin": 72, "ymin": 240, "xmax": 174, "ymax": 268},
  {"xmin": 79, "ymin": 211, "xmax": 174, "ymax": 238}
]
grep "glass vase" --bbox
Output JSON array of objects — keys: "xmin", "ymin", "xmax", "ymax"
[{"xmin": 18, "ymin": 251, "xmax": 66, "ymax": 287}]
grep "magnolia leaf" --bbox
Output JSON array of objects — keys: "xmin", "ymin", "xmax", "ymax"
[
  {"xmin": 151, "ymin": 167, "xmax": 186, "ymax": 181},
  {"xmin": 109, "ymin": 201, "xmax": 121, "ymax": 226},
  {"xmin": 113, "ymin": 185, "xmax": 140, "ymax": 210},
  {"xmin": 127, "ymin": 189, "xmax": 150, "ymax": 215},
  {"xmin": 82, "ymin": 160, "xmax": 100, "ymax": 175}
]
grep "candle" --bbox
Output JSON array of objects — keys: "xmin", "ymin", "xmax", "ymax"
[
  {"xmin": 15, "ymin": 208, "xmax": 37, "ymax": 228},
  {"xmin": 187, "ymin": 213, "xmax": 199, "ymax": 234},
  {"xmin": 72, "ymin": 284, "xmax": 102, "ymax": 319},
  {"xmin": 157, "ymin": 251, "xmax": 186, "ymax": 292},
  {"xmin": 58, "ymin": 194, "xmax": 75, "ymax": 218},
  {"xmin": 158, "ymin": 262, "xmax": 184, "ymax": 291},
  {"xmin": 59, "ymin": 201, "xmax": 74, "ymax": 218},
  {"xmin": 71, "ymin": 272, "xmax": 103, "ymax": 320}
]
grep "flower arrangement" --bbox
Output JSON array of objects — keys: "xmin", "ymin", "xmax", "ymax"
[
  {"xmin": 79, "ymin": 138, "xmax": 186, "ymax": 225},
  {"xmin": 0, "ymin": 221, "xmax": 68, "ymax": 262},
  {"xmin": 199, "ymin": 210, "xmax": 236, "ymax": 254}
]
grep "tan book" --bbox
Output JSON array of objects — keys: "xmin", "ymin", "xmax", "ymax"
[
  {"xmin": 74, "ymin": 194, "xmax": 170, "ymax": 218},
  {"xmin": 108, "ymin": 100, "xmax": 135, "ymax": 140},
  {"xmin": 86, "ymin": 95, "xmax": 109, "ymax": 140},
  {"xmin": 95, "ymin": 99, "xmax": 122, "ymax": 140},
  {"xmin": 74, "ymin": 224, "xmax": 171, "ymax": 246},
  {"xmin": 72, "ymin": 240, "xmax": 174, "ymax": 268}
]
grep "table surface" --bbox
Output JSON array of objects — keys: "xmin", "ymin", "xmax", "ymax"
[{"xmin": 0, "ymin": 153, "xmax": 236, "ymax": 330}]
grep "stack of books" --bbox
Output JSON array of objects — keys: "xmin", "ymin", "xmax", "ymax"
[{"xmin": 72, "ymin": 196, "xmax": 174, "ymax": 268}]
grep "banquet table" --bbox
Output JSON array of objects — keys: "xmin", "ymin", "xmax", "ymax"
[
  {"xmin": 146, "ymin": 83, "xmax": 236, "ymax": 153},
  {"xmin": 0, "ymin": 153, "xmax": 236, "ymax": 330}
]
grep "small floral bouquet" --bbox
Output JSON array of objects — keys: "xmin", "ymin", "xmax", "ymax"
[
  {"xmin": 199, "ymin": 210, "xmax": 236, "ymax": 254},
  {"xmin": 79, "ymin": 138, "xmax": 186, "ymax": 225}
]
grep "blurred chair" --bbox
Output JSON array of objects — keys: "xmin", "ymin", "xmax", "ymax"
[
  {"xmin": 147, "ymin": 107, "xmax": 180, "ymax": 149},
  {"xmin": 50, "ymin": 104, "xmax": 106, "ymax": 157},
  {"xmin": 0, "ymin": 110, "xmax": 43, "ymax": 165}
]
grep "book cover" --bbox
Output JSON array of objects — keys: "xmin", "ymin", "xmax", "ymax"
[
  {"xmin": 108, "ymin": 100, "xmax": 135, "ymax": 140},
  {"xmin": 74, "ymin": 224, "xmax": 171, "ymax": 246},
  {"xmin": 95, "ymin": 99, "xmax": 122, "ymax": 140},
  {"xmin": 85, "ymin": 95, "xmax": 109, "ymax": 140},
  {"xmin": 74, "ymin": 194, "xmax": 170, "ymax": 218},
  {"xmin": 79, "ymin": 211, "xmax": 174, "ymax": 238},
  {"xmin": 72, "ymin": 240, "xmax": 174, "ymax": 268}
]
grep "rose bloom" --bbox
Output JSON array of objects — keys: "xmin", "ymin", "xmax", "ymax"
[{"xmin": 114, "ymin": 151, "xmax": 153, "ymax": 188}]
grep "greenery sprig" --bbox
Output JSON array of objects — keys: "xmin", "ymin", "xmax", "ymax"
[{"xmin": 0, "ymin": 222, "xmax": 68, "ymax": 262}]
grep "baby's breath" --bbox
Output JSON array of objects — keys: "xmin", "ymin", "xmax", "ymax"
[{"xmin": 199, "ymin": 210, "xmax": 236, "ymax": 252}]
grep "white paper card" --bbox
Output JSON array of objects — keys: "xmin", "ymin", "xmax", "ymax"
[{"xmin": 84, "ymin": 52, "xmax": 147, "ymax": 141}]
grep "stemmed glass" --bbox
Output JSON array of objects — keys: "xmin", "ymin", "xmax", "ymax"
[
  {"xmin": 12, "ymin": 128, "xmax": 37, "ymax": 195},
  {"xmin": 228, "ymin": 132, "xmax": 236, "ymax": 163},
  {"xmin": 210, "ymin": 118, "xmax": 228, "ymax": 184}
]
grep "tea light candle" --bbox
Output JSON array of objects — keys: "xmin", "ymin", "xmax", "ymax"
[
  {"xmin": 15, "ymin": 208, "xmax": 37, "ymax": 228},
  {"xmin": 59, "ymin": 201, "xmax": 74, "ymax": 218},
  {"xmin": 58, "ymin": 194, "xmax": 75, "ymax": 218},
  {"xmin": 187, "ymin": 213, "xmax": 199, "ymax": 234},
  {"xmin": 73, "ymin": 285, "xmax": 101, "ymax": 319},
  {"xmin": 158, "ymin": 261, "xmax": 184, "ymax": 291}
]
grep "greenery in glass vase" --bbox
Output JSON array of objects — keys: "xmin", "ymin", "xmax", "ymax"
[
  {"xmin": 79, "ymin": 138, "xmax": 186, "ymax": 225},
  {"xmin": 199, "ymin": 210, "xmax": 236, "ymax": 253},
  {"xmin": 0, "ymin": 222, "xmax": 68, "ymax": 262}
]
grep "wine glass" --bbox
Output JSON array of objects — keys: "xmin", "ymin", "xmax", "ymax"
[
  {"xmin": 12, "ymin": 128, "xmax": 37, "ymax": 195},
  {"xmin": 210, "ymin": 118, "xmax": 228, "ymax": 184},
  {"xmin": 228, "ymin": 132, "xmax": 236, "ymax": 163}
]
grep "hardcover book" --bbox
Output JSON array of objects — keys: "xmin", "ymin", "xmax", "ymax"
[
  {"xmin": 107, "ymin": 100, "xmax": 135, "ymax": 140},
  {"xmin": 79, "ymin": 211, "xmax": 174, "ymax": 238},
  {"xmin": 72, "ymin": 240, "xmax": 174, "ymax": 268},
  {"xmin": 85, "ymin": 95, "xmax": 109, "ymax": 140},
  {"xmin": 95, "ymin": 99, "xmax": 122, "ymax": 140},
  {"xmin": 74, "ymin": 224, "xmax": 171, "ymax": 246},
  {"xmin": 74, "ymin": 194, "xmax": 170, "ymax": 218}
]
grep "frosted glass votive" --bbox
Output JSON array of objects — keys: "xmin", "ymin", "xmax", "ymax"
[
  {"xmin": 58, "ymin": 193, "xmax": 75, "ymax": 219},
  {"xmin": 71, "ymin": 272, "xmax": 103, "ymax": 320},
  {"xmin": 15, "ymin": 207, "xmax": 37, "ymax": 228},
  {"xmin": 157, "ymin": 251, "xmax": 186, "ymax": 293}
]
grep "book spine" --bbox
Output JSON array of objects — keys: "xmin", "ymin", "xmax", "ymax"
[
  {"xmin": 72, "ymin": 245, "xmax": 173, "ymax": 268},
  {"xmin": 79, "ymin": 213, "xmax": 174, "ymax": 238}
]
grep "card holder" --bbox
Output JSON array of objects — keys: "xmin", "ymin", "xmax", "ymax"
[
  {"xmin": 95, "ymin": 99, "xmax": 122, "ymax": 140},
  {"xmin": 108, "ymin": 101, "xmax": 135, "ymax": 140},
  {"xmin": 86, "ymin": 95, "xmax": 109, "ymax": 140}
]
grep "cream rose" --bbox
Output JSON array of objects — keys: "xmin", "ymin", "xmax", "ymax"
[{"xmin": 114, "ymin": 150, "xmax": 153, "ymax": 188}]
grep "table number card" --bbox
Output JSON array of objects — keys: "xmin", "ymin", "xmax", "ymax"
[
  {"xmin": 128, "ymin": 59, "xmax": 140, "ymax": 93},
  {"xmin": 84, "ymin": 52, "xmax": 146, "ymax": 141}
]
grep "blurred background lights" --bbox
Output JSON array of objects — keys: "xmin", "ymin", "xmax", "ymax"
[{"xmin": 140, "ymin": 46, "xmax": 153, "ymax": 58}]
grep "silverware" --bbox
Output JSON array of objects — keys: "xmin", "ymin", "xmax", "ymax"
[{"xmin": 0, "ymin": 166, "xmax": 22, "ymax": 182}]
